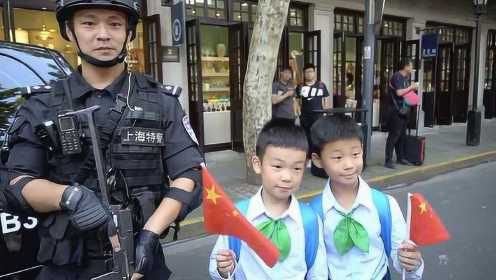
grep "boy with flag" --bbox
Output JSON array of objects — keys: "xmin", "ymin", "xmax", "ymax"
[
  {"xmin": 309, "ymin": 115, "xmax": 424, "ymax": 280},
  {"xmin": 207, "ymin": 119, "xmax": 328, "ymax": 279}
]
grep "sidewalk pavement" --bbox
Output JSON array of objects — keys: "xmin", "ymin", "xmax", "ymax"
[{"xmin": 167, "ymin": 119, "xmax": 496, "ymax": 241}]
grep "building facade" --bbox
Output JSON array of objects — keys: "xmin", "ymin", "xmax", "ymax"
[{"xmin": 2, "ymin": 0, "xmax": 496, "ymax": 152}]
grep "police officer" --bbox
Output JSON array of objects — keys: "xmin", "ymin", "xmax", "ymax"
[{"xmin": 5, "ymin": 0, "xmax": 203, "ymax": 279}]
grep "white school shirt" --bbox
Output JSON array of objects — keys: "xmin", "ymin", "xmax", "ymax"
[
  {"xmin": 321, "ymin": 177, "xmax": 424, "ymax": 280},
  {"xmin": 209, "ymin": 187, "xmax": 328, "ymax": 280}
]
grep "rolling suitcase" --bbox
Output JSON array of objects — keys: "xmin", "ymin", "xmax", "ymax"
[{"xmin": 404, "ymin": 105, "xmax": 425, "ymax": 165}]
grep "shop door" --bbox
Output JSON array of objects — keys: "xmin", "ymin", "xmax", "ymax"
[
  {"xmin": 304, "ymin": 30, "xmax": 321, "ymax": 81},
  {"xmin": 143, "ymin": 15, "xmax": 163, "ymax": 82},
  {"xmin": 379, "ymin": 38, "xmax": 400, "ymax": 130},
  {"xmin": 422, "ymin": 58, "xmax": 437, "ymax": 127},
  {"xmin": 333, "ymin": 32, "xmax": 346, "ymax": 108},
  {"xmin": 452, "ymin": 45, "xmax": 470, "ymax": 122},
  {"xmin": 436, "ymin": 43, "xmax": 454, "ymax": 125},
  {"xmin": 402, "ymin": 40, "xmax": 420, "ymax": 129},
  {"xmin": 484, "ymin": 47, "xmax": 496, "ymax": 118},
  {"xmin": 277, "ymin": 28, "xmax": 290, "ymax": 76},
  {"xmin": 186, "ymin": 19, "xmax": 205, "ymax": 147},
  {"xmin": 229, "ymin": 23, "xmax": 249, "ymax": 152}
]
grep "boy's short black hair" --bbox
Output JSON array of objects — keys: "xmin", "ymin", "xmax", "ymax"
[
  {"xmin": 303, "ymin": 63, "xmax": 316, "ymax": 71},
  {"xmin": 399, "ymin": 58, "xmax": 413, "ymax": 70},
  {"xmin": 256, "ymin": 118, "xmax": 308, "ymax": 158},
  {"xmin": 310, "ymin": 115, "xmax": 363, "ymax": 154}
]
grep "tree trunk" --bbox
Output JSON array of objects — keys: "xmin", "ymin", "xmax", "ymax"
[{"xmin": 243, "ymin": 0, "xmax": 290, "ymax": 184}]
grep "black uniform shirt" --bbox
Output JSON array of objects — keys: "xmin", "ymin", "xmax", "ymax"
[
  {"xmin": 7, "ymin": 68, "xmax": 202, "ymax": 184},
  {"xmin": 389, "ymin": 71, "xmax": 410, "ymax": 110}
]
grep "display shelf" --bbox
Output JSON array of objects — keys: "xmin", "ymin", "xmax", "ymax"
[
  {"xmin": 202, "ymin": 56, "xmax": 229, "ymax": 62},
  {"xmin": 203, "ymin": 72, "xmax": 229, "ymax": 77},
  {"xmin": 204, "ymin": 87, "xmax": 230, "ymax": 92}
]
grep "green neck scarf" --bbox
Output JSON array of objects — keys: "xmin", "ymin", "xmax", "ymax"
[
  {"xmin": 333, "ymin": 207, "xmax": 369, "ymax": 255},
  {"xmin": 256, "ymin": 218, "xmax": 291, "ymax": 262}
]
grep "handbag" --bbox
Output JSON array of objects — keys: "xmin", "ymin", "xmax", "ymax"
[{"xmin": 389, "ymin": 80, "xmax": 411, "ymax": 117}]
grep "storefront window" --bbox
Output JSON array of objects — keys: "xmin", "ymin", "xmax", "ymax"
[
  {"xmin": 199, "ymin": 25, "xmax": 231, "ymax": 145},
  {"xmin": 11, "ymin": 8, "xmax": 146, "ymax": 72},
  {"xmin": 455, "ymin": 30, "xmax": 470, "ymax": 45},
  {"xmin": 12, "ymin": 8, "xmax": 78, "ymax": 67},
  {"xmin": 186, "ymin": 0, "xmax": 205, "ymax": 17},
  {"xmin": 288, "ymin": 7, "xmax": 305, "ymax": 27},
  {"xmin": 334, "ymin": 12, "xmax": 367, "ymax": 35},
  {"xmin": 232, "ymin": 0, "xmax": 257, "ymax": 24},
  {"xmin": 128, "ymin": 21, "xmax": 145, "ymax": 73},
  {"xmin": 289, "ymin": 32, "xmax": 304, "ymax": 83},
  {"xmin": 357, "ymin": 16, "xmax": 364, "ymax": 34},
  {"xmin": 381, "ymin": 20, "xmax": 403, "ymax": 37},
  {"xmin": 186, "ymin": 0, "xmax": 226, "ymax": 19}
]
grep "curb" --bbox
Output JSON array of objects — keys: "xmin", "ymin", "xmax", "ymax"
[{"xmin": 170, "ymin": 150, "xmax": 496, "ymax": 241}]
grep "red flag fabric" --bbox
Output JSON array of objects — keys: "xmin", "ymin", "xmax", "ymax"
[
  {"xmin": 410, "ymin": 192, "xmax": 450, "ymax": 246},
  {"xmin": 202, "ymin": 167, "xmax": 280, "ymax": 267}
]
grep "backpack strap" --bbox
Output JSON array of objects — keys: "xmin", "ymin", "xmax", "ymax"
[
  {"xmin": 308, "ymin": 193, "xmax": 324, "ymax": 220},
  {"xmin": 298, "ymin": 201, "xmax": 319, "ymax": 271},
  {"xmin": 371, "ymin": 188, "xmax": 392, "ymax": 258},
  {"xmin": 227, "ymin": 199, "xmax": 250, "ymax": 262}
]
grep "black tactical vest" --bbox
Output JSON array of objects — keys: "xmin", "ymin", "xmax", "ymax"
[{"xmin": 44, "ymin": 74, "xmax": 173, "ymax": 204}]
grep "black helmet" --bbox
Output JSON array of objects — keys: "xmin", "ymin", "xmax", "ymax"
[
  {"xmin": 56, "ymin": 0, "xmax": 141, "ymax": 41},
  {"xmin": 55, "ymin": 0, "xmax": 141, "ymax": 67}
]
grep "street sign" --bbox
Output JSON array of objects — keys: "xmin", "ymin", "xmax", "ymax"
[
  {"xmin": 421, "ymin": 33, "xmax": 439, "ymax": 58},
  {"xmin": 171, "ymin": 1, "xmax": 185, "ymax": 46}
]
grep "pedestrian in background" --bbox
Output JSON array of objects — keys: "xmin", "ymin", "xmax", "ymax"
[
  {"xmin": 272, "ymin": 68, "xmax": 297, "ymax": 120},
  {"xmin": 385, "ymin": 59, "xmax": 418, "ymax": 169},
  {"xmin": 296, "ymin": 63, "xmax": 331, "ymax": 160}
]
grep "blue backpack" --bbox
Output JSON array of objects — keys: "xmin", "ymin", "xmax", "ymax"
[
  {"xmin": 309, "ymin": 188, "xmax": 392, "ymax": 280},
  {"xmin": 227, "ymin": 199, "xmax": 320, "ymax": 271}
]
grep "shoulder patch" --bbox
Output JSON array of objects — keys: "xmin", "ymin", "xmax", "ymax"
[
  {"xmin": 182, "ymin": 115, "xmax": 199, "ymax": 145},
  {"xmin": 160, "ymin": 84, "xmax": 182, "ymax": 98}
]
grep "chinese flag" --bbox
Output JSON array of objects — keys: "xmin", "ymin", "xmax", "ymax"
[
  {"xmin": 202, "ymin": 167, "xmax": 280, "ymax": 267},
  {"xmin": 410, "ymin": 193, "xmax": 450, "ymax": 246}
]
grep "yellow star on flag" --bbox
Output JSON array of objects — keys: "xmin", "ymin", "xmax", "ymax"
[
  {"xmin": 419, "ymin": 202, "xmax": 427, "ymax": 214},
  {"xmin": 206, "ymin": 185, "xmax": 222, "ymax": 205}
]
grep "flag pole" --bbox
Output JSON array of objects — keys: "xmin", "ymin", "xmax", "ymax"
[{"xmin": 403, "ymin": 193, "xmax": 412, "ymax": 280}]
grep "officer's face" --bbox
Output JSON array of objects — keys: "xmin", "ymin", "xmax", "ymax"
[
  {"xmin": 68, "ymin": 9, "xmax": 129, "ymax": 62},
  {"xmin": 252, "ymin": 146, "xmax": 307, "ymax": 203}
]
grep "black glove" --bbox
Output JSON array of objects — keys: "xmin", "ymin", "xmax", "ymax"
[
  {"xmin": 59, "ymin": 184, "xmax": 115, "ymax": 235},
  {"xmin": 134, "ymin": 229, "xmax": 161, "ymax": 275}
]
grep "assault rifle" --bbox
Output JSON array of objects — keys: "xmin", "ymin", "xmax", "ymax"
[{"xmin": 61, "ymin": 106, "xmax": 135, "ymax": 280}]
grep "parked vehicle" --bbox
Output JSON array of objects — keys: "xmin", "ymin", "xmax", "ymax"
[{"xmin": 0, "ymin": 41, "xmax": 73, "ymax": 279}]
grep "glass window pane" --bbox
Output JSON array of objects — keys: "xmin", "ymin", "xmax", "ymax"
[
  {"xmin": 0, "ymin": 54, "xmax": 47, "ymax": 90},
  {"xmin": 12, "ymin": 8, "xmax": 81, "ymax": 68},
  {"xmin": 234, "ymin": 11, "xmax": 241, "ymax": 20}
]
